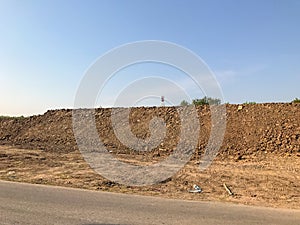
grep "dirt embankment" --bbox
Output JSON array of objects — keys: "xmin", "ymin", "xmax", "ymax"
[
  {"xmin": 0, "ymin": 103, "xmax": 299, "ymax": 209},
  {"xmin": 0, "ymin": 103, "xmax": 299, "ymax": 158}
]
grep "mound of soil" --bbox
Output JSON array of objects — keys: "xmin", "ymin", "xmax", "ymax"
[{"xmin": 0, "ymin": 103, "xmax": 299, "ymax": 159}]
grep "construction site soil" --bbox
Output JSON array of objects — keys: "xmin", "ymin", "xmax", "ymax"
[{"xmin": 0, "ymin": 103, "xmax": 299, "ymax": 209}]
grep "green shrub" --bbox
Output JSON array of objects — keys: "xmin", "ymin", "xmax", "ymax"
[
  {"xmin": 192, "ymin": 96, "xmax": 221, "ymax": 106},
  {"xmin": 292, "ymin": 98, "xmax": 300, "ymax": 103},
  {"xmin": 243, "ymin": 101, "xmax": 256, "ymax": 104}
]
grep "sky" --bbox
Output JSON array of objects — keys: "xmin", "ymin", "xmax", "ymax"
[{"xmin": 0, "ymin": 0, "xmax": 300, "ymax": 116}]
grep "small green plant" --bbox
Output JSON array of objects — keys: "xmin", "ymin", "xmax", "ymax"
[
  {"xmin": 243, "ymin": 101, "xmax": 256, "ymax": 104},
  {"xmin": 192, "ymin": 96, "xmax": 221, "ymax": 106},
  {"xmin": 292, "ymin": 98, "xmax": 300, "ymax": 103},
  {"xmin": 0, "ymin": 115, "xmax": 25, "ymax": 120}
]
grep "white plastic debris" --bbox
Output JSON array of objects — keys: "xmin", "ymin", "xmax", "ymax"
[
  {"xmin": 223, "ymin": 183, "xmax": 234, "ymax": 196},
  {"xmin": 189, "ymin": 184, "xmax": 202, "ymax": 193}
]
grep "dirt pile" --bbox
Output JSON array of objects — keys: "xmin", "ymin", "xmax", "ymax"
[{"xmin": 0, "ymin": 103, "xmax": 299, "ymax": 158}]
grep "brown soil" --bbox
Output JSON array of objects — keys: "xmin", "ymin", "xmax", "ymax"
[{"xmin": 0, "ymin": 103, "xmax": 299, "ymax": 209}]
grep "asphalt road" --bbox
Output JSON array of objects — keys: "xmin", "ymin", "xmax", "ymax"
[{"xmin": 0, "ymin": 180, "xmax": 299, "ymax": 225}]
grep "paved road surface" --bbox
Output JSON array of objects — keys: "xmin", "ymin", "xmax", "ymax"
[{"xmin": 0, "ymin": 180, "xmax": 299, "ymax": 225}]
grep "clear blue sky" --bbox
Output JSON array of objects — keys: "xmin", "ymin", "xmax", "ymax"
[{"xmin": 1, "ymin": 0, "xmax": 299, "ymax": 116}]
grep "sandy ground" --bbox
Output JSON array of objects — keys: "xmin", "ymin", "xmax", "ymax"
[{"xmin": 1, "ymin": 145, "xmax": 299, "ymax": 209}]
